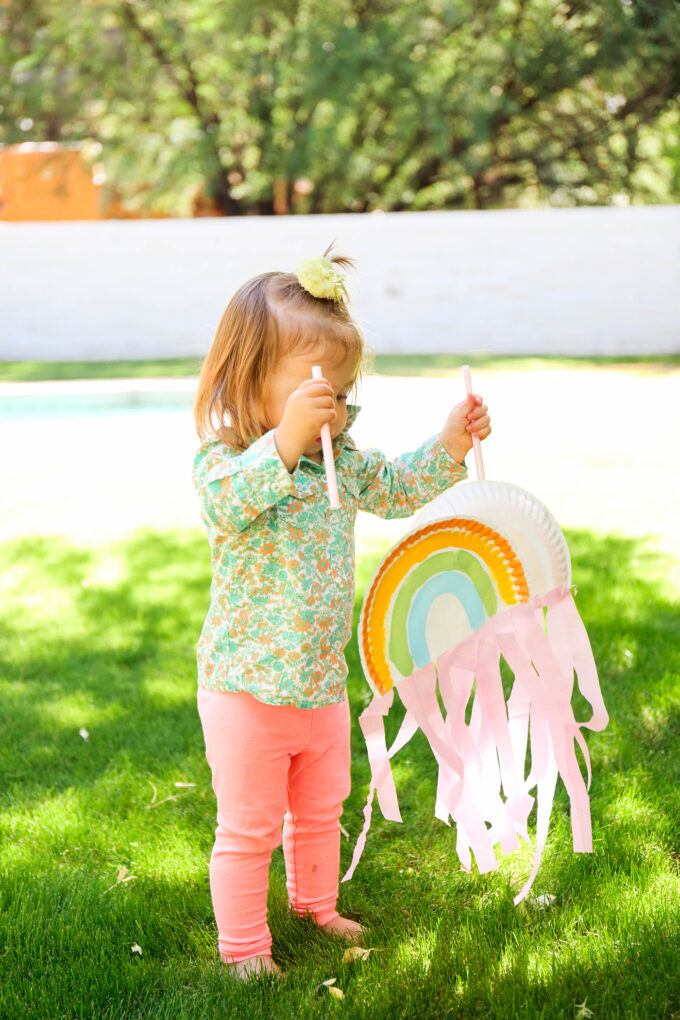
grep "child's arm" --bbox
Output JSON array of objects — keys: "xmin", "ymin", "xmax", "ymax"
[
  {"xmin": 193, "ymin": 379, "xmax": 339, "ymax": 531},
  {"xmin": 192, "ymin": 432, "xmax": 297, "ymax": 532},
  {"xmin": 354, "ymin": 394, "xmax": 490, "ymax": 519}
]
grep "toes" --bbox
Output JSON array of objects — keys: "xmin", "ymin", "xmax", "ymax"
[{"xmin": 228, "ymin": 956, "xmax": 281, "ymax": 981}]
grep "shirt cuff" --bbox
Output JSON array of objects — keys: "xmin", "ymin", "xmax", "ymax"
[{"xmin": 422, "ymin": 433, "xmax": 469, "ymax": 480}]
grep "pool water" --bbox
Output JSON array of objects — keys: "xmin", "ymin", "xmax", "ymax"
[{"xmin": 0, "ymin": 391, "xmax": 194, "ymax": 422}]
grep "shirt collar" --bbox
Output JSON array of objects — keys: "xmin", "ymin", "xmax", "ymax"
[
  {"xmin": 333, "ymin": 402, "xmax": 361, "ymax": 450},
  {"xmin": 343, "ymin": 403, "xmax": 361, "ymax": 430}
]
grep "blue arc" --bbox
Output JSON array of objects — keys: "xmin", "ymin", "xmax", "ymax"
[{"xmin": 406, "ymin": 572, "xmax": 487, "ymax": 669}]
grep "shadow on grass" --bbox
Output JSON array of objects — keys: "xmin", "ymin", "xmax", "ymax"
[
  {"xmin": 0, "ymin": 526, "xmax": 679, "ymax": 1018},
  {"xmin": 1, "ymin": 525, "xmax": 679, "ymax": 849},
  {"xmin": 0, "ymin": 530, "xmax": 212, "ymax": 806}
]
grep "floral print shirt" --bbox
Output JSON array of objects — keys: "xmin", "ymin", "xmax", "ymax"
[{"xmin": 192, "ymin": 405, "xmax": 467, "ymax": 708}]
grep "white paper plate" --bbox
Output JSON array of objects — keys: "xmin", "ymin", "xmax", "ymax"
[{"xmin": 413, "ymin": 479, "xmax": 571, "ymax": 597}]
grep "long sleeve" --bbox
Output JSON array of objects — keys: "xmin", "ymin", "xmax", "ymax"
[
  {"xmin": 354, "ymin": 434, "xmax": 468, "ymax": 519},
  {"xmin": 192, "ymin": 430, "xmax": 296, "ymax": 533}
]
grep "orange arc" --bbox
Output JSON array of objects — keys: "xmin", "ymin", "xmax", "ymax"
[{"xmin": 361, "ymin": 518, "xmax": 529, "ymax": 695}]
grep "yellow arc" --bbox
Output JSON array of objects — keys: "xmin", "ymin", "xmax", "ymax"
[{"xmin": 362, "ymin": 519, "xmax": 529, "ymax": 695}]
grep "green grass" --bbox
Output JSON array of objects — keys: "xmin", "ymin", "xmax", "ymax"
[
  {"xmin": 1, "ymin": 353, "xmax": 679, "ymax": 382},
  {"xmin": 1, "ymin": 528, "xmax": 679, "ymax": 1018},
  {"xmin": 365, "ymin": 353, "xmax": 680, "ymax": 377},
  {"xmin": 0, "ymin": 358, "xmax": 205, "ymax": 382}
]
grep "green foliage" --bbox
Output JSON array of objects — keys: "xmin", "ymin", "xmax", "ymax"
[
  {"xmin": 0, "ymin": 526, "xmax": 679, "ymax": 1016},
  {"xmin": 2, "ymin": 0, "xmax": 680, "ymax": 214}
]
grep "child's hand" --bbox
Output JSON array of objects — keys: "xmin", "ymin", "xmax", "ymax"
[
  {"xmin": 439, "ymin": 394, "xmax": 491, "ymax": 465},
  {"xmin": 274, "ymin": 377, "xmax": 336, "ymax": 471}
]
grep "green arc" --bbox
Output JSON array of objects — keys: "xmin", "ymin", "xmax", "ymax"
[{"xmin": 388, "ymin": 550, "xmax": 498, "ymax": 676}]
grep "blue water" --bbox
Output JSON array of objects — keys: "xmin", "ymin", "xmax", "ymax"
[{"xmin": 0, "ymin": 394, "xmax": 194, "ymax": 422}]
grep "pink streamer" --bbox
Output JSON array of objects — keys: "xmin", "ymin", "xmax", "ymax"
[
  {"xmin": 341, "ymin": 697, "xmax": 418, "ymax": 882},
  {"xmin": 344, "ymin": 587, "xmax": 608, "ymax": 902}
]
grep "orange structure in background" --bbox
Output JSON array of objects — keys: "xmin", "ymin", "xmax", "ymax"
[
  {"xmin": 0, "ymin": 141, "xmax": 183, "ymax": 220},
  {"xmin": 0, "ymin": 141, "xmax": 314, "ymax": 219},
  {"xmin": 0, "ymin": 142, "xmax": 105, "ymax": 221}
]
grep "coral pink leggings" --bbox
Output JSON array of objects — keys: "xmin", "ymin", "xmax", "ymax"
[{"xmin": 197, "ymin": 686, "xmax": 351, "ymax": 963}]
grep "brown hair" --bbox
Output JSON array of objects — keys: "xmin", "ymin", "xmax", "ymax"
[{"xmin": 193, "ymin": 241, "xmax": 365, "ymax": 449}]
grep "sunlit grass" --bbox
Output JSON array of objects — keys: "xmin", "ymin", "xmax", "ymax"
[
  {"xmin": 0, "ymin": 528, "xmax": 679, "ymax": 1018},
  {"xmin": 1, "ymin": 353, "xmax": 679, "ymax": 382},
  {"xmin": 0, "ymin": 358, "xmax": 205, "ymax": 381}
]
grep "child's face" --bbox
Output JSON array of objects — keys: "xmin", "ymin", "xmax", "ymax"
[{"xmin": 260, "ymin": 344, "xmax": 359, "ymax": 463}]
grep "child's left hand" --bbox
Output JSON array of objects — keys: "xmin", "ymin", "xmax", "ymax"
[{"xmin": 439, "ymin": 394, "xmax": 491, "ymax": 465}]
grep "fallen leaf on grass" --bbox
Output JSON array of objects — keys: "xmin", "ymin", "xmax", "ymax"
[
  {"xmin": 317, "ymin": 979, "xmax": 344, "ymax": 1001},
  {"xmin": 130, "ymin": 944, "xmax": 143, "ymax": 956},
  {"xmin": 534, "ymin": 894, "xmax": 557, "ymax": 910},
  {"xmin": 102, "ymin": 866, "xmax": 137, "ymax": 894},
  {"xmin": 145, "ymin": 779, "xmax": 195, "ymax": 810},
  {"xmin": 148, "ymin": 792, "xmax": 194, "ymax": 809},
  {"xmin": 79, "ymin": 728, "xmax": 89, "ymax": 741},
  {"xmin": 342, "ymin": 946, "xmax": 375, "ymax": 963}
]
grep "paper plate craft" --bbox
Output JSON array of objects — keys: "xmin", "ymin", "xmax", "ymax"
[{"xmin": 342, "ymin": 368, "xmax": 609, "ymax": 903}]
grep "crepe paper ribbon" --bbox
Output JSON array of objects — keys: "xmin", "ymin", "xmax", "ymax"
[
  {"xmin": 462, "ymin": 364, "xmax": 485, "ymax": 482},
  {"xmin": 312, "ymin": 365, "xmax": 340, "ymax": 509},
  {"xmin": 340, "ymin": 694, "xmax": 419, "ymax": 883},
  {"xmin": 342, "ymin": 586, "xmax": 608, "ymax": 903}
]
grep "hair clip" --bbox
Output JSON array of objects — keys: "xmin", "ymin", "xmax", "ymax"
[{"xmin": 296, "ymin": 255, "xmax": 346, "ymax": 302}]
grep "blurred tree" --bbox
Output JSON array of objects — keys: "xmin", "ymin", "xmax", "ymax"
[{"xmin": 1, "ymin": 0, "xmax": 679, "ymax": 215}]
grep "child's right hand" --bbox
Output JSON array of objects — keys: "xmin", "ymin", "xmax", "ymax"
[{"xmin": 274, "ymin": 378, "xmax": 336, "ymax": 471}]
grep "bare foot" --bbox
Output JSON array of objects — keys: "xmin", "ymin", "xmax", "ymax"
[
  {"xmin": 227, "ymin": 955, "xmax": 281, "ymax": 980},
  {"xmin": 319, "ymin": 915, "xmax": 366, "ymax": 941}
]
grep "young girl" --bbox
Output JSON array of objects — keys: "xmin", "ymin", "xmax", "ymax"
[{"xmin": 192, "ymin": 244, "xmax": 491, "ymax": 980}]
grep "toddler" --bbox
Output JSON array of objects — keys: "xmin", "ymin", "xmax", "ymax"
[{"xmin": 192, "ymin": 244, "xmax": 491, "ymax": 979}]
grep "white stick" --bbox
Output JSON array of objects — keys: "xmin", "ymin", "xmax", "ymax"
[
  {"xmin": 312, "ymin": 365, "xmax": 340, "ymax": 509},
  {"xmin": 461, "ymin": 364, "xmax": 485, "ymax": 481}
]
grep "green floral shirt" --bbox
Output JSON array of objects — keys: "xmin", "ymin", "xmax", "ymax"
[{"xmin": 192, "ymin": 405, "xmax": 467, "ymax": 708}]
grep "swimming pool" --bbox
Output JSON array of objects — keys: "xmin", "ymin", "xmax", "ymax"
[{"xmin": 0, "ymin": 381, "xmax": 196, "ymax": 422}]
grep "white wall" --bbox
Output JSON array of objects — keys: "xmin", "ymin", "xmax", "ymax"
[{"xmin": 1, "ymin": 206, "xmax": 678, "ymax": 360}]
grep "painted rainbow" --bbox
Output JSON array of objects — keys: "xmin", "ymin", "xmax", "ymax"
[{"xmin": 360, "ymin": 517, "xmax": 530, "ymax": 695}]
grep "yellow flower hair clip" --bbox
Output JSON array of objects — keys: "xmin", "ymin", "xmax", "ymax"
[{"xmin": 296, "ymin": 255, "xmax": 347, "ymax": 302}]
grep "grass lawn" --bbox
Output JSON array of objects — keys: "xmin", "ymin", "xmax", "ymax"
[
  {"xmin": 1, "ymin": 354, "xmax": 679, "ymax": 382},
  {"xmin": 1, "ymin": 525, "xmax": 679, "ymax": 1019}
]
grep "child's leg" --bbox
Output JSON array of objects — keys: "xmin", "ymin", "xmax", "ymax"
[
  {"xmin": 282, "ymin": 696, "xmax": 352, "ymax": 926},
  {"xmin": 197, "ymin": 687, "xmax": 305, "ymax": 964}
]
